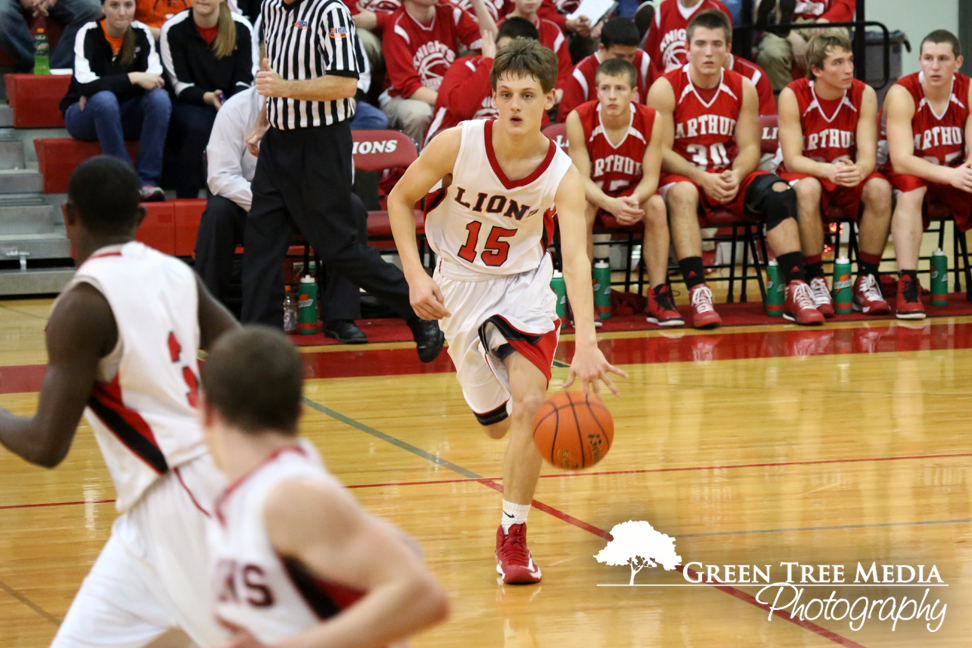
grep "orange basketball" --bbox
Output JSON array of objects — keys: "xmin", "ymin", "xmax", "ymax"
[{"xmin": 532, "ymin": 391, "xmax": 614, "ymax": 470}]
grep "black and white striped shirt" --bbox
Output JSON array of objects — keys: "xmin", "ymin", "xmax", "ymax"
[{"xmin": 261, "ymin": 0, "xmax": 359, "ymax": 129}]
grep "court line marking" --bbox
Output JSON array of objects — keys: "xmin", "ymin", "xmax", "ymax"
[
  {"xmin": 5, "ymin": 450, "xmax": 969, "ymax": 511},
  {"xmin": 303, "ymin": 397, "xmax": 871, "ymax": 648},
  {"xmin": 0, "ymin": 574, "xmax": 61, "ymax": 625}
]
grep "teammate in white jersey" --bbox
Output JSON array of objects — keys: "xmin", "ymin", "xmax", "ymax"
[
  {"xmin": 0, "ymin": 156, "xmax": 239, "ymax": 647},
  {"xmin": 201, "ymin": 326, "xmax": 448, "ymax": 647},
  {"xmin": 388, "ymin": 38, "xmax": 626, "ymax": 585}
]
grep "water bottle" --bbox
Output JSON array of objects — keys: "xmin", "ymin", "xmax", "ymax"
[
  {"xmin": 931, "ymin": 249, "xmax": 948, "ymax": 306},
  {"xmin": 765, "ymin": 259, "xmax": 784, "ymax": 316},
  {"xmin": 832, "ymin": 257, "xmax": 852, "ymax": 314},
  {"xmin": 551, "ymin": 270, "xmax": 567, "ymax": 329},
  {"xmin": 33, "ymin": 29, "xmax": 50, "ymax": 75},
  {"xmin": 593, "ymin": 260, "xmax": 612, "ymax": 320},
  {"xmin": 283, "ymin": 286, "xmax": 298, "ymax": 334},
  {"xmin": 297, "ymin": 275, "xmax": 317, "ymax": 335}
]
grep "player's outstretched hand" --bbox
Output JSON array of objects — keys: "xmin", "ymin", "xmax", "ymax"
[
  {"xmin": 564, "ymin": 344, "xmax": 627, "ymax": 397},
  {"xmin": 408, "ymin": 272, "xmax": 451, "ymax": 321}
]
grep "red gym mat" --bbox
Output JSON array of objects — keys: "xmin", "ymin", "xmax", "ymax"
[{"xmin": 288, "ymin": 291, "xmax": 972, "ymax": 347}]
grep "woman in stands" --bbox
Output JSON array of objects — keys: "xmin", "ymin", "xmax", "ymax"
[
  {"xmin": 160, "ymin": 0, "xmax": 255, "ymax": 198},
  {"xmin": 59, "ymin": 0, "xmax": 171, "ymax": 202}
]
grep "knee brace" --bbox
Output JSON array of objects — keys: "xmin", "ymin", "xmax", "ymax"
[{"xmin": 759, "ymin": 182, "xmax": 797, "ymax": 232}]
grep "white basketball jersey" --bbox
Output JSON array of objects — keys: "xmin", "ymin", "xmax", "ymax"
[
  {"xmin": 65, "ymin": 242, "xmax": 207, "ymax": 513},
  {"xmin": 426, "ymin": 119, "xmax": 573, "ymax": 279},
  {"xmin": 210, "ymin": 444, "xmax": 364, "ymax": 642}
]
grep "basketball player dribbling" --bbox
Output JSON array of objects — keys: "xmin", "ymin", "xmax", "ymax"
[
  {"xmin": 0, "ymin": 157, "xmax": 238, "ymax": 647},
  {"xmin": 201, "ymin": 326, "xmax": 449, "ymax": 648},
  {"xmin": 388, "ymin": 38, "xmax": 626, "ymax": 585}
]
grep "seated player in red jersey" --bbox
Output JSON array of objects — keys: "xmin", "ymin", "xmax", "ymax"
[
  {"xmin": 884, "ymin": 29, "xmax": 972, "ymax": 320},
  {"xmin": 498, "ymin": 0, "xmax": 571, "ymax": 103},
  {"xmin": 648, "ymin": 9, "xmax": 823, "ymax": 328},
  {"xmin": 643, "ymin": 0, "xmax": 732, "ymax": 75},
  {"xmin": 727, "ymin": 53, "xmax": 776, "ymax": 117},
  {"xmin": 557, "ymin": 18, "xmax": 656, "ymax": 122},
  {"xmin": 778, "ymin": 33, "xmax": 892, "ymax": 317},
  {"xmin": 425, "ymin": 17, "xmax": 544, "ymax": 148},
  {"xmin": 566, "ymin": 58, "xmax": 683, "ymax": 327}
]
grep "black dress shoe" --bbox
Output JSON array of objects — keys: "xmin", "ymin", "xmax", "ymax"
[
  {"xmin": 324, "ymin": 320, "xmax": 368, "ymax": 344},
  {"xmin": 408, "ymin": 319, "xmax": 445, "ymax": 363}
]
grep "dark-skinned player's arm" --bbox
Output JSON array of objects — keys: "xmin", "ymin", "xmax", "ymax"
[
  {"xmin": 218, "ymin": 478, "xmax": 449, "ymax": 648},
  {"xmin": 646, "ymin": 77, "xmax": 731, "ymax": 203},
  {"xmin": 885, "ymin": 85, "xmax": 972, "ymax": 192},
  {"xmin": 730, "ymin": 79, "xmax": 762, "ymax": 191},
  {"xmin": 387, "ymin": 127, "xmax": 462, "ymax": 321},
  {"xmin": 556, "ymin": 164, "xmax": 628, "ymax": 397},
  {"xmin": 196, "ymin": 274, "xmax": 241, "ymax": 352},
  {"xmin": 0, "ymin": 283, "xmax": 114, "ymax": 467}
]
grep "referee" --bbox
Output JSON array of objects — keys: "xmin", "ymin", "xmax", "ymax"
[{"xmin": 242, "ymin": 0, "xmax": 444, "ymax": 362}]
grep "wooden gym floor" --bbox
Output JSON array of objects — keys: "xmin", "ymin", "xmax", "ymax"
[{"xmin": 0, "ymin": 295, "xmax": 969, "ymax": 647}]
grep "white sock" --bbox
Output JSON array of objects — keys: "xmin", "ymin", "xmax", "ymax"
[{"xmin": 501, "ymin": 500, "xmax": 531, "ymax": 533}]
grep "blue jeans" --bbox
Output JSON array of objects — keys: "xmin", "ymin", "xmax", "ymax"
[
  {"xmin": 349, "ymin": 100, "xmax": 388, "ymax": 130},
  {"xmin": 64, "ymin": 89, "xmax": 172, "ymax": 186},
  {"xmin": 0, "ymin": 0, "xmax": 101, "ymax": 71}
]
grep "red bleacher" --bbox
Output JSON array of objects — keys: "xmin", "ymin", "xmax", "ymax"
[
  {"xmin": 37, "ymin": 138, "xmax": 140, "ymax": 193},
  {"xmin": 4, "ymin": 73, "xmax": 71, "ymax": 128}
]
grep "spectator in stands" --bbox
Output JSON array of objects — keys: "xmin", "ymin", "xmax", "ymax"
[
  {"xmin": 380, "ymin": 0, "xmax": 493, "ymax": 145},
  {"xmin": 777, "ymin": 33, "xmax": 891, "ymax": 317},
  {"xmin": 198, "ymin": 85, "xmax": 370, "ymax": 341},
  {"xmin": 0, "ymin": 0, "xmax": 101, "ymax": 71},
  {"xmin": 160, "ymin": 0, "xmax": 256, "ymax": 198},
  {"xmin": 424, "ymin": 17, "xmax": 541, "ymax": 147},
  {"xmin": 557, "ymin": 17, "xmax": 654, "ymax": 122},
  {"xmin": 643, "ymin": 0, "xmax": 731, "ymax": 75},
  {"xmin": 756, "ymin": 0, "xmax": 855, "ymax": 92},
  {"xmin": 497, "ymin": 0, "xmax": 571, "ymax": 103},
  {"xmin": 59, "ymin": 0, "xmax": 171, "ymax": 201},
  {"xmin": 135, "ymin": 0, "xmax": 190, "ymax": 39},
  {"xmin": 883, "ymin": 29, "xmax": 972, "ymax": 320},
  {"xmin": 566, "ymin": 58, "xmax": 683, "ymax": 327}
]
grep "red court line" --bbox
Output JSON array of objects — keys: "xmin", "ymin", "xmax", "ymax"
[
  {"xmin": 479, "ymin": 480, "xmax": 868, "ymax": 647},
  {"xmin": 5, "ymin": 451, "xmax": 970, "ymax": 511},
  {"xmin": 4, "ymin": 319, "xmax": 972, "ymax": 394}
]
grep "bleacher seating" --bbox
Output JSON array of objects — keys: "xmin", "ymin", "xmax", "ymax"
[
  {"xmin": 4, "ymin": 73, "xmax": 70, "ymax": 128},
  {"xmin": 37, "ymin": 138, "xmax": 140, "ymax": 193}
]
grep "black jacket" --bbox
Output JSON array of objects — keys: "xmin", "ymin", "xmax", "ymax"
[
  {"xmin": 159, "ymin": 8, "xmax": 255, "ymax": 106},
  {"xmin": 60, "ymin": 20, "xmax": 161, "ymax": 115}
]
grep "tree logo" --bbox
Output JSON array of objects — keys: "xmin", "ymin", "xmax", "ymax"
[{"xmin": 594, "ymin": 520, "xmax": 681, "ymax": 585}]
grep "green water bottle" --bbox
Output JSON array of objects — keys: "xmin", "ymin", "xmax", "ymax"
[
  {"xmin": 33, "ymin": 29, "xmax": 50, "ymax": 75},
  {"xmin": 931, "ymin": 248, "xmax": 948, "ymax": 306},
  {"xmin": 551, "ymin": 270, "xmax": 567, "ymax": 329},
  {"xmin": 297, "ymin": 275, "xmax": 317, "ymax": 335},
  {"xmin": 832, "ymin": 257, "xmax": 853, "ymax": 314},
  {"xmin": 765, "ymin": 259, "xmax": 784, "ymax": 316},
  {"xmin": 593, "ymin": 260, "xmax": 612, "ymax": 320}
]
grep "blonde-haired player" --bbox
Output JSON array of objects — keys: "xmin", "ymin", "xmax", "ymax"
[{"xmin": 388, "ymin": 38, "xmax": 625, "ymax": 584}]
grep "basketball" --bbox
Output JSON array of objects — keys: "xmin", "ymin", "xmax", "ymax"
[{"xmin": 532, "ymin": 391, "xmax": 614, "ymax": 470}]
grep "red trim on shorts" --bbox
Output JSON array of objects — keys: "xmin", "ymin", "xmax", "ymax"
[
  {"xmin": 484, "ymin": 120, "xmax": 557, "ymax": 190},
  {"xmin": 495, "ymin": 316, "xmax": 560, "ymax": 383},
  {"xmin": 472, "ymin": 400, "xmax": 510, "ymax": 418},
  {"xmin": 213, "ymin": 445, "xmax": 306, "ymax": 526},
  {"xmin": 174, "ymin": 465, "xmax": 210, "ymax": 518}
]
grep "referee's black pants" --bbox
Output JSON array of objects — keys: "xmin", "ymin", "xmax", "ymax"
[
  {"xmin": 241, "ymin": 122, "xmax": 414, "ymax": 327},
  {"xmin": 196, "ymin": 194, "xmax": 364, "ymax": 323}
]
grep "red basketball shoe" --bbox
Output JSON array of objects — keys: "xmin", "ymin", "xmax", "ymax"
[
  {"xmin": 808, "ymin": 276, "xmax": 835, "ymax": 318},
  {"xmin": 646, "ymin": 285, "xmax": 684, "ymax": 327},
  {"xmin": 895, "ymin": 275, "xmax": 926, "ymax": 320},
  {"xmin": 852, "ymin": 274, "xmax": 890, "ymax": 315},
  {"xmin": 688, "ymin": 284, "xmax": 721, "ymax": 329},
  {"xmin": 784, "ymin": 280, "xmax": 825, "ymax": 325},
  {"xmin": 496, "ymin": 524, "xmax": 541, "ymax": 585}
]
